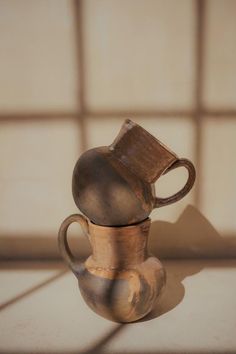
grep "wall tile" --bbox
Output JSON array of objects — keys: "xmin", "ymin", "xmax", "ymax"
[
  {"xmin": 0, "ymin": 0, "xmax": 78, "ymax": 112},
  {"xmin": 84, "ymin": 0, "xmax": 195, "ymax": 111},
  {"xmin": 201, "ymin": 118, "xmax": 236, "ymax": 234},
  {"xmin": 203, "ymin": 0, "xmax": 236, "ymax": 109},
  {"xmin": 0, "ymin": 119, "xmax": 79, "ymax": 235}
]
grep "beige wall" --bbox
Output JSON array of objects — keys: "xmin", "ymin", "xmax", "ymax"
[{"xmin": 0, "ymin": 0, "xmax": 236, "ymax": 259}]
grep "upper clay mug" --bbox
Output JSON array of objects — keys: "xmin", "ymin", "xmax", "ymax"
[{"xmin": 72, "ymin": 119, "xmax": 196, "ymax": 226}]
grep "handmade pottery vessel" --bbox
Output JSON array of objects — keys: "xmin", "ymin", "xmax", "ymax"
[
  {"xmin": 72, "ymin": 119, "xmax": 196, "ymax": 226},
  {"xmin": 58, "ymin": 214, "xmax": 166, "ymax": 323}
]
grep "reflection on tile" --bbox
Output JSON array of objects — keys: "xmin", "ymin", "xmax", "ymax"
[
  {"xmin": 86, "ymin": 117, "xmax": 196, "ymax": 222},
  {"xmin": 201, "ymin": 118, "xmax": 236, "ymax": 234},
  {"xmin": 84, "ymin": 0, "xmax": 195, "ymax": 111},
  {"xmin": 0, "ymin": 0, "xmax": 78, "ymax": 112},
  {"xmin": 0, "ymin": 119, "xmax": 79, "ymax": 235},
  {"xmin": 204, "ymin": 0, "xmax": 236, "ymax": 109}
]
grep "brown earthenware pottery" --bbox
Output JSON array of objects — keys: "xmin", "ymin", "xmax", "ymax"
[
  {"xmin": 72, "ymin": 119, "xmax": 196, "ymax": 226},
  {"xmin": 58, "ymin": 214, "xmax": 166, "ymax": 323}
]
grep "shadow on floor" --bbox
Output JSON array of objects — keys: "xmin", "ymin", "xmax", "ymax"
[
  {"xmin": 141, "ymin": 204, "xmax": 236, "ymax": 321},
  {"xmin": 0, "ymin": 268, "xmax": 68, "ymax": 312}
]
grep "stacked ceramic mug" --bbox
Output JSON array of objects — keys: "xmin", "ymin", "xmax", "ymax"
[{"xmin": 58, "ymin": 119, "xmax": 196, "ymax": 322}]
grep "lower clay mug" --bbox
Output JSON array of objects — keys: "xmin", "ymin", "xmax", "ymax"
[{"xmin": 58, "ymin": 215, "xmax": 166, "ymax": 322}]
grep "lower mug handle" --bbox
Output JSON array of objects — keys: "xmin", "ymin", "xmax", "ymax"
[
  {"xmin": 58, "ymin": 214, "xmax": 89, "ymax": 276},
  {"xmin": 154, "ymin": 158, "xmax": 196, "ymax": 208}
]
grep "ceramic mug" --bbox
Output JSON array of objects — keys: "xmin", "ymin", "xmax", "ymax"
[{"xmin": 72, "ymin": 119, "xmax": 196, "ymax": 226}]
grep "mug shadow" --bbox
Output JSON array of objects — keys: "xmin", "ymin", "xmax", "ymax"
[{"xmin": 139, "ymin": 204, "xmax": 236, "ymax": 322}]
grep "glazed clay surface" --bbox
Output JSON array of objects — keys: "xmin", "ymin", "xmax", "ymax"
[
  {"xmin": 72, "ymin": 119, "xmax": 196, "ymax": 226},
  {"xmin": 58, "ymin": 215, "xmax": 166, "ymax": 323}
]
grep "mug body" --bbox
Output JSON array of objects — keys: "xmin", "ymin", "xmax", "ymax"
[
  {"xmin": 72, "ymin": 147, "xmax": 155, "ymax": 226},
  {"xmin": 77, "ymin": 219, "xmax": 166, "ymax": 322}
]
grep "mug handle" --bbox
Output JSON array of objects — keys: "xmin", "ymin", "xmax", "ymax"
[
  {"xmin": 58, "ymin": 214, "xmax": 89, "ymax": 277},
  {"xmin": 154, "ymin": 158, "xmax": 196, "ymax": 208}
]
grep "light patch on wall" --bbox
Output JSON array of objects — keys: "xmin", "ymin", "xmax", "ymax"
[{"xmin": 0, "ymin": 119, "xmax": 79, "ymax": 235}]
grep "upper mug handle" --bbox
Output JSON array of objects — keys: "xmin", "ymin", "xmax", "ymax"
[{"xmin": 154, "ymin": 158, "xmax": 196, "ymax": 208}]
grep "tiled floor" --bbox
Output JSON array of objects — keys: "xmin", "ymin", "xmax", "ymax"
[{"xmin": 1, "ymin": 260, "xmax": 236, "ymax": 354}]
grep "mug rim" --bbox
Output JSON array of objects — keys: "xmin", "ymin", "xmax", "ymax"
[
  {"xmin": 87, "ymin": 217, "xmax": 151, "ymax": 230},
  {"xmin": 122, "ymin": 119, "xmax": 177, "ymax": 158}
]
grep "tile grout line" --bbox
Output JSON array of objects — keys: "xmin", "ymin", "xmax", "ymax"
[
  {"xmin": 74, "ymin": 0, "xmax": 87, "ymax": 152},
  {"xmin": 193, "ymin": 0, "xmax": 205, "ymax": 209}
]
